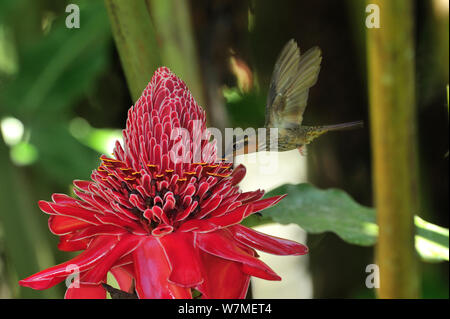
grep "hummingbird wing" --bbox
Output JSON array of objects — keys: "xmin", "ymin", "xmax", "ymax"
[{"xmin": 265, "ymin": 40, "xmax": 322, "ymax": 128}]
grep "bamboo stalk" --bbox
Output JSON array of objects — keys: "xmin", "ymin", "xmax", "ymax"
[
  {"xmin": 104, "ymin": 0, "xmax": 162, "ymax": 101},
  {"xmin": 431, "ymin": 0, "xmax": 449, "ymax": 83},
  {"xmin": 147, "ymin": 0, "xmax": 205, "ymax": 107},
  {"xmin": 366, "ymin": 0, "xmax": 420, "ymax": 298}
]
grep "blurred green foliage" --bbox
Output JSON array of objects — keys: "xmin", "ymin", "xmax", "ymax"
[
  {"xmin": 1, "ymin": 0, "xmax": 110, "ymax": 183},
  {"xmin": 0, "ymin": 0, "xmax": 448, "ymax": 298},
  {"xmin": 0, "ymin": 0, "xmax": 113, "ymax": 298}
]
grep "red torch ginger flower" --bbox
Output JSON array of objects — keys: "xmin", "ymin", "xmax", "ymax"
[{"xmin": 19, "ymin": 67, "xmax": 308, "ymax": 299}]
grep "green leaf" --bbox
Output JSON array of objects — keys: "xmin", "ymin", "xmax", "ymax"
[
  {"xmin": 415, "ymin": 216, "xmax": 449, "ymax": 262},
  {"xmin": 259, "ymin": 183, "xmax": 449, "ymax": 262},
  {"xmin": 1, "ymin": 1, "xmax": 110, "ymax": 118},
  {"xmin": 262, "ymin": 184, "xmax": 378, "ymax": 245}
]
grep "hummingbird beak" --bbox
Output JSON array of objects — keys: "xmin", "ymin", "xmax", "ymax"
[
  {"xmin": 322, "ymin": 120, "xmax": 364, "ymax": 131},
  {"xmin": 305, "ymin": 120, "xmax": 364, "ymax": 145}
]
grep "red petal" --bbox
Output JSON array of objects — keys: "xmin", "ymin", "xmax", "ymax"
[
  {"xmin": 158, "ymin": 232, "xmax": 203, "ymax": 287},
  {"xmin": 48, "ymin": 215, "xmax": 91, "ymax": 235},
  {"xmin": 177, "ymin": 219, "xmax": 218, "ymax": 233},
  {"xmin": 51, "ymin": 193, "xmax": 81, "ymax": 205},
  {"xmin": 39, "ymin": 201, "xmax": 101, "ymax": 225},
  {"xmin": 19, "ymin": 235, "xmax": 119, "ymax": 290},
  {"xmin": 230, "ymin": 224, "xmax": 308, "ymax": 256},
  {"xmin": 241, "ymin": 264, "xmax": 281, "ymax": 281},
  {"xmin": 196, "ymin": 230, "xmax": 280, "ymax": 281},
  {"xmin": 237, "ymin": 190, "xmax": 264, "ymax": 204},
  {"xmin": 58, "ymin": 235, "xmax": 90, "ymax": 252},
  {"xmin": 64, "ymin": 283, "xmax": 107, "ymax": 299},
  {"xmin": 110, "ymin": 267, "xmax": 134, "ymax": 292},
  {"xmin": 132, "ymin": 237, "xmax": 191, "ymax": 299},
  {"xmin": 73, "ymin": 180, "xmax": 93, "ymax": 192},
  {"xmin": 197, "ymin": 250, "xmax": 250, "ymax": 299},
  {"xmin": 151, "ymin": 224, "xmax": 173, "ymax": 237},
  {"xmin": 95, "ymin": 215, "xmax": 143, "ymax": 233},
  {"xmin": 248, "ymin": 195, "xmax": 286, "ymax": 215},
  {"xmin": 68, "ymin": 225, "xmax": 128, "ymax": 241},
  {"xmin": 230, "ymin": 164, "xmax": 246, "ymax": 186},
  {"xmin": 113, "ymin": 253, "xmax": 134, "ymax": 268},
  {"xmin": 80, "ymin": 234, "xmax": 142, "ymax": 285},
  {"xmin": 208, "ymin": 199, "xmax": 241, "ymax": 218},
  {"xmin": 178, "ymin": 204, "xmax": 252, "ymax": 233},
  {"xmin": 206, "ymin": 204, "xmax": 252, "ymax": 228},
  {"xmin": 197, "ymin": 195, "xmax": 222, "ymax": 219}
]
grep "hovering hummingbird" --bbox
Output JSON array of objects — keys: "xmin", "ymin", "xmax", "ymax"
[{"xmin": 228, "ymin": 39, "xmax": 363, "ymax": 158}]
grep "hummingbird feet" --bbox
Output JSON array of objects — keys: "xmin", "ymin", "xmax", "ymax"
[{"xmin": 298, "ymin": 145, "xmax": 307, "ymax": 156}]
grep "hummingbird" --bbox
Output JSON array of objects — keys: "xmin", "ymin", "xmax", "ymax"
[{"xmin": 228, "ymin": 39, "xmax": 363, "ymax": 158}]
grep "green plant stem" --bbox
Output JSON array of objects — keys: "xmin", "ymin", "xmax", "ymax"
[
  {"xmin": 147, "ymin": 0, "xmax": 205, "ymax": 107},
  {"xmin": 104, "ymin": 0, "xmax": 162, "ymax": 101},
  {"xmin": 366, "ymin": 0, "xmax": 420, "ymax": 298}
]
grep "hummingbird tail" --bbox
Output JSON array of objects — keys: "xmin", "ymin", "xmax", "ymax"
[{"xmin": 322, "ymin": 120, "xmax": 364, "ymax": 132}]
